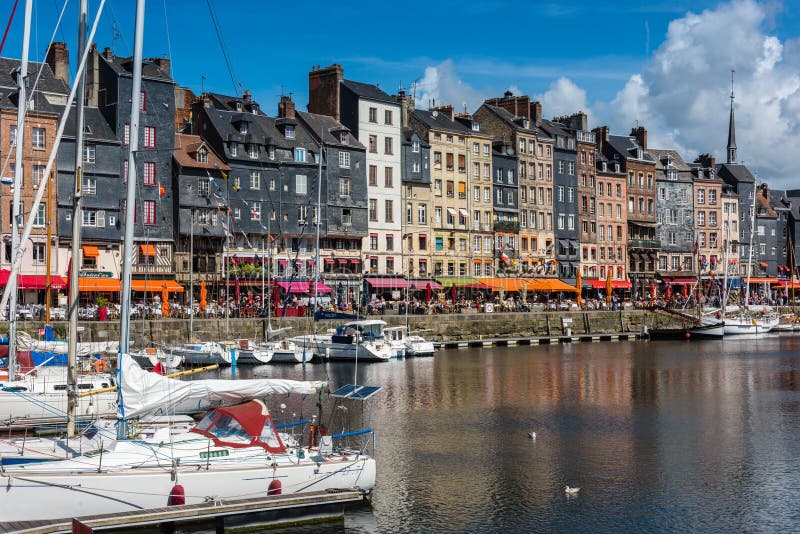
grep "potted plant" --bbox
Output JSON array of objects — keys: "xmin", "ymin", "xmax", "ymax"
[{"xmin": 96, "ymin": 295, "xmax": 109, "ymax": 321}]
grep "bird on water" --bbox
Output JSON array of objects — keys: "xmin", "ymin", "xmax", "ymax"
[{"xmin": 565, "ymin": 485, "xmax": 580, "ymax": 495}]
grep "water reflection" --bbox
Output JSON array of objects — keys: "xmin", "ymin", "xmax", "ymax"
[{"xmin": 222, "ymin": 336, "xmax": 800, "ymax": 532}]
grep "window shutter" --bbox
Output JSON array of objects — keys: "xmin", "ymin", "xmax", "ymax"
[{"xmin": 97, "ymin": 210, "xmax": 106, "ymax": 228}]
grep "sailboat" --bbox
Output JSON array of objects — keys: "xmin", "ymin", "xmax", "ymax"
[
  {"xmin": 0, "ymin": 355, "xmax": 376, "ymax": 522},
  {"xmin": 724, "ymin": 185, "xmax": 778, "ymax": 336}
]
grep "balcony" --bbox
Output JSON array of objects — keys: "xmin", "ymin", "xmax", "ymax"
[
  {"xmin": 628, "ymin": 239, "xmax": 660, "ymax": 249},
  {"xmin": 494, "ymin": 221, "xmax": 520, "ymax": 231}
]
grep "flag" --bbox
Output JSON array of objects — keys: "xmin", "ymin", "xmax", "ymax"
[
  {"xmin": 693, "ymin": 234, "xmax": 699, "ymax": 254},
  {"xmin": 158, "ymin": 182, "xmax": 165, "ymax": 197}
]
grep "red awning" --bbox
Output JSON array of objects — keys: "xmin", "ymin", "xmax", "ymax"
[
  {"xmin": 364, "ymin": 276, "xmax": 409, "ymax": 289},
  {"xmin": 585, "ymin": 279, "xmax": 633, "ymax": 289},
  {"xmin": 278, "ymin": 260, "xmax": 288, "ymax": 265},
  {"xmin": 664, "ymin": 277, "xmax": 696, "ymax": 284},
  {"xmin": 0, "ymin": 270, "xmax": 67, "ymax": 290},
  {"xmin": 324, "ymin": 258, "xmax": 335, "ymax": 264},
  {"xmin": 337, "ymin": 259, "xmax": 348, "ymax": 264},
  {"xmin": 748, "ymin": 277, "xmax": 780, "ymax": 284},
  {"xmin": 350, "ymin": 258, "xmax": 361, "ymax": 264},
  {"xmin": 275, "ymin": 280, "xmax": 333, "ymax": 294},
  {"xmin": 408, "ymin": 279, "xmax": 444, "ymax": 290}
]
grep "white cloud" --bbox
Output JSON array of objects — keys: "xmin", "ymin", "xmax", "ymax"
[
  {"xmin": 602, "ymin": 0, "xmax": 800, "ymax": 186},
  {"xmin": 416, "ymin": 60, "xmax": 487, "ymax": 112},
  {"xmin": 537, "ymin": 77, "xmax": 590, "ymax": 118}
]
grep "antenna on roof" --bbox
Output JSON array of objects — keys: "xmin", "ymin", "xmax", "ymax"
[{"xmin": 730, "ymin": 68, "xmax": 735, "ymax": 101}]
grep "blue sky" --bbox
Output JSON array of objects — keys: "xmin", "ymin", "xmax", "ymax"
[{"xmin": 1, "ymin": 0, "xmax": 799, "ymax": 185}]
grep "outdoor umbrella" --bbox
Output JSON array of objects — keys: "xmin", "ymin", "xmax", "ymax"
[
  {"xmin": 425, "ymin": 282, "xmax": 432, "ymax": 303},
  {"xmin": 605, "ymin": 268, "xmax": 613, "ymax": 304},
  {"xmin": 199, "ymin": 281, "xmax": 207, "ymax": 314},
  {"xmin": 451, "ymin": 284, "xmax": 457, "ymax": 304},
  {"xmin": 666, "ymin": 285, "xmax": 672, "ymax": 299},
  {"xmin": 575, "ymin": 270, "xmax": 582, "ymax": 307},
  {"xmin": 272, "ymin": 282, "xmax": 281, "ymax": 312},
  {"xmin": 651, "ymin": 282, "xmax": 657, "ymax": 301},
  {"xmin": 161, "ymin": 283, "xmax": 170, "ymax": 317},
  {"xmin": 683, "ymin": 283, "xmax": 689, "ymax": 298},
  {"xmin": 234, "ymin": 278, "xmax": 241, "ymax": 303}
]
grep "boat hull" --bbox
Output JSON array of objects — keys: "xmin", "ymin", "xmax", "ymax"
[{"xmin": 0, "ymin": 456, "xmax": 376, "ymax": 521}]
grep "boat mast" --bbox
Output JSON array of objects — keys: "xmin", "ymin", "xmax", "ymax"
[
  {"xmin": 790, "ymin": 236, "xmax": 796, "ymax": 315},
  {"xmin": 744, "ymin": 183, "xmax": 757, "ymax": 309},
  {"xmin": 119, "ymin": 0, "xmax": 145, "ymax": 363},
  {"xmin": 188, "ymin": 206, "xmax": 193, "ymax": 341},
  {"xmin": 722, "ymin": 203, "xmax": 731, "ymax": 309},
  {"xmin": 313, "ymin": 126, "xmax": 323, "ymax": 321},
  {"xmin": 265, "ymin": 216, "xmax": 271, "ymax": 336},
  {"xmin": 7, "ymin": 0, "xmax": 32, "ymax": 381},
  {"xmin": 66, "ymin": 0, "xmax": 88, "ymax": 438}
]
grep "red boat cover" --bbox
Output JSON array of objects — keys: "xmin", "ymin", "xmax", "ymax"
[{"xmin": 192, "ymin": 399, "xmax": 286, "ymax": 453}]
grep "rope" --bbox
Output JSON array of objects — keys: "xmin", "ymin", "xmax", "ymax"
[{"xmin": 0, "ymin": 0, "xmax": 19, "ymax": 55}]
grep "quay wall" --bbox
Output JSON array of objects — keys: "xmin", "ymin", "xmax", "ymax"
[{"xmin": 2, "ymin": 310, "xmax": 685, "ymax": 347}]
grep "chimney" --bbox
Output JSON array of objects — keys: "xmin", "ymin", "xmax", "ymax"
[
  {"xmin": 631, "ymin": 126, "xmax": 647, "ymax": 149},
  {"xmin": 102, "ymin": 47, "xmax": 114, "ymax": 61},
  {"xmin": 504, "ymin": 90, "xmax": 513, "ymax": 98},
  {"xmin": 485, "ymin": 93, "xmax": 531, "ymax": 120},
  {"xmin": 45, "ymin": 42, "xmax": 69, "ymax": 85},
  {"xmin": 308, "ymin": 63, "xmax": 343, "ymax": 120},
  {"xmin": 278, "ymin": 94, "xmax": 295, "ymax": 119},
  {"xmin": 695, "ymin": 153, "xmax": 716, "ymax": 170},
  {"xmin": 761, "ymin": 183, "xmax": 769, "ymax": 199},
  {"xmin": 86, "ymin": 44, "xmax": 100, "ymax": 106},
  {"xmin": 593, "ymin": 126, "xmax": 609, "ymax": 154},
  {"xmin": 430, "ymin": 104, "xmax": 454, "ymax": 121},
  {"xmin": 149, "ymin": 55, "xmax": 170, "ymax": 76},
  {"xmin": 243, "ymin": 89, "xmax": 252, "ymax": 102},
  {"xmin": 530, "ymin": 101, "xmax": 542, "ymax": 125},
  {"xmin": 394, "ymin": 90, "xmax": 414, "ymax": 128}
]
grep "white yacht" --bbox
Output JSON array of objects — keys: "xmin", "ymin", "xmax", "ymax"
[
  {"xmin": 723, "ymin": 312, "xmax": 779, "ymax": 336},
  {"xmin": 166, "ymin": 342, "xmax": 232, "ymax": 366},
  {"xmin": 262, "ymin": 338, "xmax": 309, "ymax": 363},
  {"xmin": 316, "ymin": 320, "xmax": 392, "ymax": 362}
]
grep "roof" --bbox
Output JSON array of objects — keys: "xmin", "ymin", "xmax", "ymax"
[
  {"xmin": 202, "ymin": 104, "xmax": 318, "ymax": 153},
  {"xmin": 341, "ymin": 79, "xmax": 397, "ymax": 105},
  {"xmin": 481, "ymin": 104, "xmax": 540, "ymax": 135},
  {"xmin": 605, "ymin": 134, "xmax": 655, "ymax": 163},
  {"xmin": 538, "ymin": 119, "xmax": 572, "ymax": 144},
  {"xmin": 173, "ymin": 133, "xmax": 230, "ymax": 171},
  {"xmin": 100, "ymin": 53, "xmax": 173, "ymax": 82},
  {"xmin": 60, "ymin": 105, "xmax": 117, "ymax": 141},
  {"xmin": 646, "ymin": 149, "xmax": 691, "ymax": 172},
  {"xmin": 410, "ymin": 109, "xmax": 472, "ymax": 135},
  {"xmin": 206, "ymin": 92, "xmax": 263, "ymax": 114},
  {"xmin": 717, "ymin": 162, "xmax": 755, "ymax": 184},
  {"xmin": 0, "ymin": 57, "xmax": 68, "ymax": 94},
  {"xmin": 755, "ymin": 189, "xmax": 778, "ymax": 218},
  {"xmin": 295, "ymin": 111, "xmax": 364, "ymax": 149}
]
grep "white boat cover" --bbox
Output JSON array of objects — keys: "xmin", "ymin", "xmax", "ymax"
[
  {"xmin": 16, "ymin": 334, "xmax": 119, "ymax": 355},
  {"xmin": 119, "ymin": 355, "xmax": 325, "ymax": 419}
]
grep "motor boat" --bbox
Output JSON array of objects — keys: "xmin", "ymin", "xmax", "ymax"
[
  {"xmin": 227, "ymin": 339, "xmax": 272, "ymax": 364},
  {"xmin": 130, "ymin": 347, "xmax": 183, "ymax": 370},
  {"xmin": 262, "ymin": 338, "xmax": 309, "ymax": 363},
  {"xmin": 318, "ymin": 320, "xmax": 392, "ymax": 362},
  {"xmin": 723, "ymin": 312, "xmax": 779, "ymax": 336},
  {"xmin": 165, "ymin": 342, "xmax": 232, "ymax": 366}
]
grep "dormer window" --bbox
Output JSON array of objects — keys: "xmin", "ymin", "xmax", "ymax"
[
  {"xmin": 239, "ymin": 122, "xmax": 248, "ymax": 134},
  {"xmin": 614, "ymin": 163, "xmax": 620, "ymax": 173},
  {"xmin": 471, "ymin": 122, "xmax": 480, "ymax": 132},
  {"xmin": 197, "ymin": 147, "xmax": 208, "ymax": 163},
  {"xmin": 412, "ymin": 140, "xmax": 420, "ymax": 153},
  {"xmin": 339, "ymin": 131, "xmax": 348, "ymax": 144},
  {"xmin": 667, "ymin": 170, "xmax": 678, "ymax": 181},
  {"xmin": 235, "ymin": 102, "xmax": 242, "ymax": 112},
  {"xmin": 636, "ymin": 148, "xmax": 643, "ymax": 159},
  {"xmin": 248, "ymin": 144, "xmax": 258, "ymax": 158},
  {"xmin": 709, "ymin": 170, "xmax": 714, "ymax": 178},
  {"xmin": 285, "ymin": 125, "xmax": 295, "ymax": 139},
  {"xmin": 522, "ymin": 119, "xmax": 530, "ymax": 129},
  {"xmin": 294, "ymin": 148, "xmax": 306, "ymax": 163},
  {"xmin": 601, "ymin": 162, "xmax": 607, "ymax": 172},
  {"xmin": 229, "ymin": 143, "xmax": 238, "ymax": 157}
]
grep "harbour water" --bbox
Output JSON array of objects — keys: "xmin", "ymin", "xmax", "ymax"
[{"xmin": 213, "ymin": 335, "xmax": 800, "ymax": 533}]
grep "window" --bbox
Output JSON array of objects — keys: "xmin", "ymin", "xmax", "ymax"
[
  {"xmin": 81, "ymin": 143, "xmax": 97, "ymax": 164},
  {"xmin": 413, "ymin": 161, "xmax": 420, "ymax": 173},
  {"xmin": 411, "ymin": 139, "xmax": 420, "ymax": 153},
  {"xmin": 295, "ymin": 174, "xmax": 307, "ymax": 195},
  {"xmin": 294, "ymin": 148, "xmax": 306, "ymax": 162},
  {"xmin": 384, "ymin": 109, "xmax": 393, "ymax": 125},
  {"xmin": 386, "ymin": 234, "xmax": 394, "ymax": 251},
  {"xmin": 697, "ymin": 189, "xmax": 705, "ymax": 204},
  {"xmin": 384, "ymin": 137, "xmax": 393, "ymax": 155},
  {"xmin": 385, "ymin": 167, "xmax": 393, "ymax": 188},
  {"xmin": 385, "ymin": 200, "xmax": 393, "ymax": 223},
  {"xmin": 698, "ymin": 212, "xmax": 705, "ymax": 226},
  {"xmin": 143, "ymin": 126, "xmax": 156, "ymax": 148},
  {"xmin": 32, "ymin": 127, "xmax": 45, "ymax": 149},
  {"xmin": 124, "ymin": 123, "xmax": 130, "ymax": 145},
  {"xmin": 337, "ymin": 151, "xmax": 351, "ymax": 168},
  {"xmin": 339, "ymin": 176, "xmax": 351, "ymax": 197},
  {"xmin": 709, "ymin": 189, "xmax": 717, "ymax": 204},
  {"xmin": 284, "ymin": 125, "xmax": 295, "ymax": 139},
  {"xmin": 369, "ymin": 107, "xmax": 378, "ymax": 122},
  {"xmin": 233, "ymin": 207, "xmax": 241, "ymax": 220},
  {"xmin": 368, "ymin": 135, "xmax": 378, "ymax": 153},
  {"xmin": 709, "ymin": 211, "xmax": 717, "ymax": 227},
  {"xmin": 369, "ymin": 199, "xmax": 378, "ymax": 221},
  {"xmin": 668, "ymin": 209, "xmax": 677, "ymax": 225},
  {"xmin": 415, "ymin": 203, "xmax": 426, "ymax": 224},
  {"xmin": 229, "ymin": 143, "xmax": 238, "ymax": 157},
  {"xmin": 558, "ymin": 214, "xmax": 565, "ymax": 229},
  {"xmin": 143, "ymin": 162, "xmax": 156, "ymax": 186},
  {"xmin": 33, "ymin": 203, "xmax": 46, "ymax": 227},
  {"xmin": 143, "ymin": 200, "xmax": 156, "ymax": 225},
  {"xmin": 568, "ymin": 162, "xmax": 575, "ymax": 175},
  {"xmin": 249, "ymin": 171, "xmax": 260, "ymax": 190},
  {"xmin": 9, "ymin": 125, "xmax": 16, "ymax": 146},
  {"xmin": 32, "ymin": 242, "xmax": 45, "ymax": 264},
  {"xmin": 31, "ymin": 165, "xmax": 46, "ymax": 188},
  {"xmin": 567, "ymin": 214, "xmax": 575, "ymax": 230},
  {"xmin": 83, "ymin": 176, "xmax": 96, "ymax": 195},
  {"xmin": 239, "ymin": 122, "xmax": 248, "ymax": 134},
  {"xmin": 567, "ymin": 187, "xmax": 574, "ymax": 203}
]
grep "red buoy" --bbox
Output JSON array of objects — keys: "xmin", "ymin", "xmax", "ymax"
[
  {"xmin": 685, "ymin": 332, "xmax": 691, "ymax": 340},
  {"xmin": 268, "ymin": 479, "xmax": 282, "ymax": 495},
  {"xmin": 168, "ymin": 484, "xmax": 185, "ymax": 506}
]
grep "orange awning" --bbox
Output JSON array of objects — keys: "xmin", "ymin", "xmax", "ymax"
[
  {"xmin": 526, "ymin": 279, "xmax": 579, "ymax": 293},
  {"xmin": 82, "ymin": 245, "xmax": 100, "ymax": 257},
  {"xmin": 476, "ymin": 278, "xmax": 524, "ymax": 291},
  {"xmin": 131, "ymin": 279, "xmax": 184, "ymax": 293},
  {"xmin": 79, "ymin": 277, "xmax": 121, "ymax": 292},
  {"xmin": 140, "ymin": 244, "xmax": 156, "ymax": 257}
]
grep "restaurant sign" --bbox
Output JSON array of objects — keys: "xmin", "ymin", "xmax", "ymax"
[{"xmin": 79, "ymin": 270, "xmax": 114, "ymax": 278}]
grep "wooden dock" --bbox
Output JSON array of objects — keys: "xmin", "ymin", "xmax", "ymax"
[
  {"xmin": 0, "ymin": 490, "xmax": 365, "ymax": 533},
  {"xmin": 439, "ymin": 332, "xmax": 639, "ymax": 349}
]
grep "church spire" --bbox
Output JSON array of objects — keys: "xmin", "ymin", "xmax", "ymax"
[{"xmin": 727, "ymin": 69, "xmax": 737, "ymax": 164}]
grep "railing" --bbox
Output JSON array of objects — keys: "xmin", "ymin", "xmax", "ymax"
[
  {"xmin": 494, "ymin": 221, "xmax": 521, "ymax": 231},
  {"xmin": 628, "ymin": 239, "xmax": 660, "ymax": 249}
]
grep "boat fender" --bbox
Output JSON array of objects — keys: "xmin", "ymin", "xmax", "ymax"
[
  {"xmin": 94, "ymin": 359, "xmax": 108, "ymax": 373},
  {"xmin": 717, "ymin": 311, "xmax": 723, "ymax": 319},
  {"xmin": 309, "ymin": 423, "xmax": 316, "ymax": 448},
  {"xmin": 685, "ymin": 332, "xmax": 691, "ymax": 340},
  {"xmin": 268, "ymin": 479, "xmax": 282, "ymax": 495},
  {"xmin": 168, "ymin": 484, "xmax": 186, "ymax": 506}
]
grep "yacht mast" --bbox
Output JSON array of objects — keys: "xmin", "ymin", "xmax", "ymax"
[
  {"xmin": 67, "ymin": 0, "xmax": 88, "ymax": 438},
  {"xmin": 744, "ymin": 184, "xmax": 757, "ymax": 308},
  {"xmin": 7, "ymin": 0, "xmax": 32, "ymax": 381},
  {"xmin": 119, "ymin": 0, "xmax": 145, "ymax": 358},
  {"xmin": 312, "ymin": 126, "xmax": 323, "ymax": 321},
  {"xmin": 188, "ymin": 206, "xmax": 194, "ymax": 341}
]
